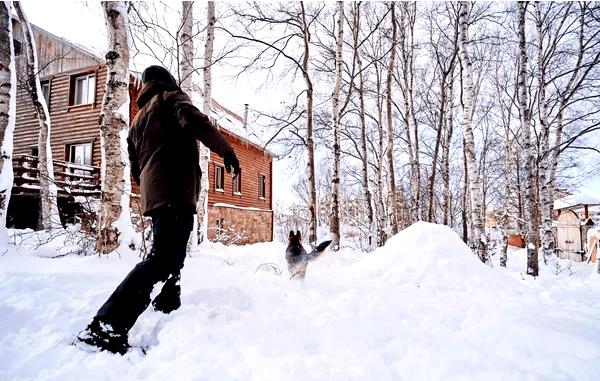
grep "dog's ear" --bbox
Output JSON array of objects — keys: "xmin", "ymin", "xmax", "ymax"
[
  {"xmin": 289, "ymin": 230, "xmax": 295, "ymax": 239},
  {"xmin": 296, "ymin": 230, "xmax": 302, "ymax": 241}
]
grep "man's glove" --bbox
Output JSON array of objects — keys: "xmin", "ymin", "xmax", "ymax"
[{"xmin": 224, "ymin": 152, "xmax": 240, "ymax": 177}]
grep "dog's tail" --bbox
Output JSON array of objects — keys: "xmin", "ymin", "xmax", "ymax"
[{"xmin": 306, "ymin": 240, "xmax": 332, "ymax": 260}]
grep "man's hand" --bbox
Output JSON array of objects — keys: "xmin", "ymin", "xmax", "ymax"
[{"xmin": 224, "ymin": 152, "xmax": 240, "ymax": 177}]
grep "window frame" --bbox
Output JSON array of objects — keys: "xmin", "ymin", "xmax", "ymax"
[
  {"xmin": 13, "ymin": 39, "xmax": 22, "ymax": 56},
  {"xmin": 40, "ymin": 81, "xmax": 50, "ymax": 108},
  {"xmin": 70, "ymin": 72, "xmax": 96, "ymax": 106},
  {"xmin": 233, "ymin": 168, "xmax": 242, "ymax": 195},
  {"xmin": 214, "ymin": 164, "xmax": 225, "ymax": 192},
  {"xmin": 258, "ymin": 173, "xmax": 266, "ymax": 199},
  {"xmin": 65, "ymin": 141, "xmax": 93, "ymax": 166}
]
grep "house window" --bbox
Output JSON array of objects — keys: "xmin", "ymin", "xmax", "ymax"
[
  {"xmin": 41, "ymin": 81, "xmax": 50, "ymax": 107},
  {"xmin": 215, "ymin": 165, "xmax": 224, "ymax": 192},
  {"xmin": 13, "ymin": 39, "xmax": 22, "ymax": 56},
  {"xmin": 67, "ymin": 142, "xmax": 92, "ymax": 166},
  {"xmin": 71, "ymin": 74, "xmax": 96, "ymax": 105},
  {"xmin": 216, "ymin": 218, "xmax": 224, "ymax": 235},
  {"xmin": 259, "ymin": 174, "xmax": 266, "ymax": 199},
  {"xmin": 233, "ymin": 168, "xmax": 241, "ymax": 194}
]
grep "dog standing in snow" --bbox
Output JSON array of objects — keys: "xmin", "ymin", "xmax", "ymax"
[{"xmin": 286, "ymin": 230, "xmax": 332, "ymax": 280}]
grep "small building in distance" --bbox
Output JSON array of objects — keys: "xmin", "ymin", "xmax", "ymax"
[
  {"xmin": 553, "ymin": 192, "xmax": 600, "ymax": 261},
  {"xmin": 9, "ymin": 19, "xmax": 274, "ymax": 244}
]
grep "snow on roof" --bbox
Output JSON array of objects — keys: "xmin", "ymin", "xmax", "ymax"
[
  {"xmin": 554, "ymin": 192, "xmax": 600, "ymax": 210},
  {"xmin": 190, "ymin": 83, "xmax": 275, "ymax": 157}
]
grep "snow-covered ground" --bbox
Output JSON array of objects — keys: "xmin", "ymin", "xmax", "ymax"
[{"xmin": 1, "ymin": 222, "xmax": 599, "ymax": 381}]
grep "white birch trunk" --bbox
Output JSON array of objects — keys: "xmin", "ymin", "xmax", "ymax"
[
  {"xmin": 329, "ymin": 1, "xmax": 343, "ymax": 251},
  {"xmin": 13, "ymin": 2, "xmax": 61, "ymax": 231},
  {"xmin": 300, "ymin": 2, "xmax": 318, "ymax": 248},
  {"xmin": 0, "ymin": 1, "xmax": 16, "ymax": 246},
  {"xmin": 354, "ymin": 3, "xmax": 375, "ymax": 251},
  {"xmin": 398, "ymin": 4, "xmax": 416, "ymax": 224},
  {"xmin": 535, "ymin": 2, "xmax": 553, "ymax": 265},
  {"xmin": 442, "ymin": 66, "xmax": 455, "ymax": 226},
  {"xmin": 458, "ymin": 1, "xmax": 488, "ymax": 263},
  {"xmin": 179, "ymin": 1, "xmax": 194, "ymax": 93},
  {"xmin": 516, "ymin": 2, "xmax": 538, "ymax": 276},
  {"xmin": 96, "ymin": 1, "xmax": 132, "ymax": 254},
  {"xmin": 197, "ymin": 2, "xmax": 214, "ymax": 246},
  {"xmin": 493, "ymin": 65, "xmax": 513, "ymax": 268},
  {"xmin": 375, "ymin": 61, "xmax": 387, "ymax": 247},
  {"xmin": 386, "ymin": 2, "xmax": 399, "ymax": 236}
]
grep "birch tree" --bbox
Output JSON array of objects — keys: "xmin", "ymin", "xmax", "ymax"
[
  {"xmin": 458, "ymin": 1, "xmax": 487, "ymax": 263},
  {"xmin": 535, "ymin": 1, "xmax": 553, "ymax": 264},
  {"xmin": 13, "ymin": 2, "xmax": 61, "ymax": 231},
  {"xmin": 386, "ymin": 1, "xmax": 399, "ymax": 235},
  {"xmin": 197, "ymin": 1, "xmax": 215, "ymax": 245},
  {"xmin": 0, "ymin": 1, "xmax": 16, "ymax": 245},
  {"xmin": 96, "ymin": 1, "xmax": 132, "ymax": 254},
  {"xmin": 352, "ymin": 2, "xmax": 375, "ymax": 250},
  {"xmin": 516, "ymin": 1, "xmax": 538, "ymax": 276},
  {"xmin": 329, "ymin": 1, "xmax": 343, "ymax": 251}
]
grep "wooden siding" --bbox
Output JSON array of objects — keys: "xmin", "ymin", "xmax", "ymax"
[
  {"xmin": 12, "ymin": 20, "xmax": 102, "ymax": 78},
  {"xmin": 14, "ymin": 66, "xmax": 106, "ymax": 166},
  {"xmin": 207, "ymin": 130, "xmax": 273, "ymax": 211}
]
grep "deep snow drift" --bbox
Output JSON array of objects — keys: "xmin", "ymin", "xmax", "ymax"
[{"xmin": 1, "ymin": 222, "xmax": 599, "ymax": 380}]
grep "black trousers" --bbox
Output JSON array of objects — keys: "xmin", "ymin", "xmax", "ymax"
[{"xmin": 94, "ymin": 207, "xmax": 193, "ymax": 333}]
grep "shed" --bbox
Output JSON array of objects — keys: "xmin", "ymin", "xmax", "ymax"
[{"xmin": 553, "ymin": 192, "xmax": 600, "ymax": 262}]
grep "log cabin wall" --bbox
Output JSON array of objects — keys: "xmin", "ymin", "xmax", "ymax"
[
  {"xmin": 14, "ymin": 66, "xmax": 107, "ymax": 166},
  {"xmin": 207, "ymin": 130, "xmax": 273, "ymax": 211}
]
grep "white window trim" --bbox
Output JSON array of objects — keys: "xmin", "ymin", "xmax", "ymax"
[
  {"xmin": 73, "ymin": 74, "xmax": 96, "ymax": 106},
  {"xmin": 215, "ymin": 165, "xmax": 225, "ymax": 192}
]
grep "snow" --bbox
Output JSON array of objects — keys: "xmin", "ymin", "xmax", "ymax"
[
  {"xmin": 554, "ymin": 192, "xmax": 600, "ymax": 210},
  {"xmin": 1, "ymin": 222, "xmax": 600, "ymax": 380}
]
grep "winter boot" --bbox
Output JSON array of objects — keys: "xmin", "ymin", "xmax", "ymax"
[
  {"xmin": 152, "ymin": 275, "xmax": 181, "ymax": 314},
  {"xmin": 75, "ymin": 319, "xmax": 129, "ymax": 355}
]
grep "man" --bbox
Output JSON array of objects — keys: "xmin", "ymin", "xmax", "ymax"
[{"xmin": 76, "ymin": 66, "xmax": 240, "ymax": 354}]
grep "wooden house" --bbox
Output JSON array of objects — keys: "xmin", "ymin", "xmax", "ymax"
[{"xmin": 9, "ymin": 20, "xmax": 274, "ymax": 244}]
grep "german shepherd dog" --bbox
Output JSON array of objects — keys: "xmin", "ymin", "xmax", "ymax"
[{"xmin": 286, "ymin": 230, "xmax": 332, "ymax": 280}]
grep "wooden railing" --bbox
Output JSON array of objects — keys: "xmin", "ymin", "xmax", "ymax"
[{"xmin": 12, "ymin": 155, "xmax": 101, "ymax": 197}]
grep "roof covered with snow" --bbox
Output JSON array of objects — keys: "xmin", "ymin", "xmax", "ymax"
[{"xmin": 554, "ymin": 192, "xmax": 600, "ymax": 210}]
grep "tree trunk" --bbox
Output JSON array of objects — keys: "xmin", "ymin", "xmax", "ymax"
[
  {"xmin": 197, "ymin": 1, "xmax": 214, "ymax": 246},
  {"xmin": 493, "ymin": 64, "xmax": 513, "ymax": 268},
  {"xmin": 354, "ymin": 3, "xmax": 375, "ymax": 251},
  {"xmin": 516, "ymin": 2, "xmax": 538, "ymax": 276},
  {"xmin": 427, "ymin": 73, "xmax": 448, "ymax": 223},
  {"xmin": 300, "ymin": 2, "xmax": 318, "ymax": 248},
  {"xmin": 0, "ymin": 2, "xmax": 16, "ymax": 246},
  {"xmin": 13, "ymin": 2, "xmax": 61, "ymax": 231},
  {"xmin": 458, "ymin": 1, "xmax": 487, "ymax": 263},
  {"xmin": 375, "ymin": 60, "xmax": 387, "ymax": 247},
  {"xmin": 96, "ymin": 1, "xmax": 132, "ymax": 254},
  {"xmin": 535, "ymin": 2, "xmax": 553, "ymax": 265},
  {"xmin": 329, "ymin": 1, "xmax": 343, "ymax": 251},
  {"xmin": 398, "ymin": 3, "xmax": 418, "ymax": 224},
  {"xmin": 179, "ymin": 1, "xmax": 194, "ymax": 93},
  {"xmin": 386, "ymin": 2, "xmax": 399, "ymax": 235},
  {"xmin": 442, "ymin": 66, "xmax": 455, "ymax": 226}
]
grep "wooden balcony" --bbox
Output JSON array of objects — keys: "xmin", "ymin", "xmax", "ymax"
[{"xmin": 12, "ymin": 155, "xmax": 101, "ymax": 198}]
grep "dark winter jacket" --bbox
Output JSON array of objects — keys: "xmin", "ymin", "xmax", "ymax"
[{"xmin": 128, "ymin": 81, "xmax": 235, "ymax": 216}]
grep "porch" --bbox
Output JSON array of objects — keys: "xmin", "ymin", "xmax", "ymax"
[{"xmin": 12, "ymin": 154, "xmax": 101, "ymax": 197}]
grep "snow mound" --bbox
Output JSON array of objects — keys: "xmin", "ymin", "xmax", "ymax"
[{"xmin": 358, "ymin": 222, "xmax": 497, "ymax": 289}]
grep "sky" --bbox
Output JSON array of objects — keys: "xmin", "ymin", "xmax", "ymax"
[
  {"xmin": 20, "ymin": 0, "xmax": 303, "ymax": 206},
  {"xmin": 18, "ymin": 0, "xmax": 600, "ymax": 204}
]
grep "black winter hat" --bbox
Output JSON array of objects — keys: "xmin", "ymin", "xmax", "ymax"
[{"xmin": 141, "ymin": 65, "xmax": 178, "ymax": 89}]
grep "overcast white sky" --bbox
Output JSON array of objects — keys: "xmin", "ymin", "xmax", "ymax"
[{"xmin": 19, "ymin": 0, "xmax": 600, "ymax": 202}]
